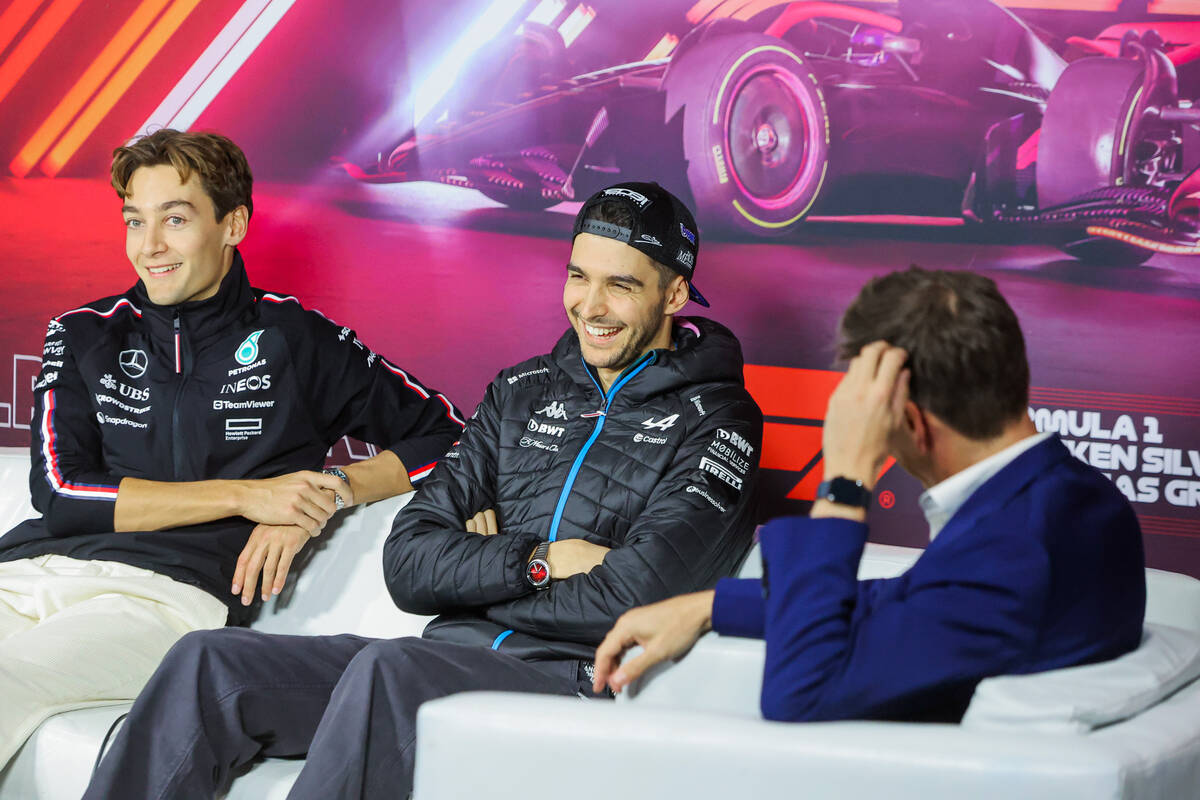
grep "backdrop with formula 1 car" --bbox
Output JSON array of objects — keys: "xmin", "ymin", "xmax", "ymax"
[{"xmin": 0, "ymin": 0, "xmax": 1198, "ymax": 575}]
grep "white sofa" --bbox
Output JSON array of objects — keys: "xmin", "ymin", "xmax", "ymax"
[
  {"xmin": 0, "ymin": 447, "xmax": 432, "ymax": 800},
  {"xmin": 415, "ymin": 549, "xmax": 1200, "ymax": 799}
]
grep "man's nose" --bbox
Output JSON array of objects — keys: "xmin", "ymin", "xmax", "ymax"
[
  {"xmin": 140, "ymin": 223, "xmax": 166, "ymax": 256},
  {"xmin": 579, "ymin": 285, "xmax": 609, "ymax": 320}
]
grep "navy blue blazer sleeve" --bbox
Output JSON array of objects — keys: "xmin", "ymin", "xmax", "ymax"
[{"xmin": 753, "ymin": 515, "xmax": 1048, "ymax": 723}]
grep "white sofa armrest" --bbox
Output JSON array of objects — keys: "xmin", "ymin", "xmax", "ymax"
[{"xmin": 415, "ymin": 692, "xmax": 1128, "ymax": 800}]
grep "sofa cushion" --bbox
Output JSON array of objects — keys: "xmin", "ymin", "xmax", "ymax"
[{"xmin": 963, "ymin": 623, "xmax": 1200, "ymax": 733}]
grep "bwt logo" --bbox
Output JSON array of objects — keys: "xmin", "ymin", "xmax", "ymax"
[{"xmin": 527, "ymin": 419, "xmax": 564, "ymax": 437}]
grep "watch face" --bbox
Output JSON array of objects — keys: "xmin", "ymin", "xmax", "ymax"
[{"xmin": 527, "ymin": 559, "xmax": 550, "ymax": 587}]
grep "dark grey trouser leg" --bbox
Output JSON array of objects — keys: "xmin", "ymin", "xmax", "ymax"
[
  {"xmin": 83, "ymin": 628, "xmax": 374, "ymax": 800},
  {"xmin": 286, "ymin": 638, "xmax": 590, "ymax": 800}
]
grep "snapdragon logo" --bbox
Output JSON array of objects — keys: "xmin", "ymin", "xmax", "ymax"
[{"xmin": 235, "ymin": 330, "xmax": 265, "ymax": 365}]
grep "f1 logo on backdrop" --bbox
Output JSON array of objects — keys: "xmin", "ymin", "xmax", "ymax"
[{"xmin": 743, "ymin": 365, "xmax": 894, "ymax": 501}]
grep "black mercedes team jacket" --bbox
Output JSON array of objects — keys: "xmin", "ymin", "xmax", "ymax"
[
  {"xmin": 384, "ymin": 317, "xmax": 764, "ymax": 661},
  {"xmin": 0, "ymin": 253, "xmax": 463, "ymax": 623}
]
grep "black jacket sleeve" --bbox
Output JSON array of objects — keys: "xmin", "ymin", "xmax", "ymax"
[
  {"xmin": 29, "ymin": 320, "xmax": 121, "ymax": 536},
  {"xmin": 294, "ymin": 314, "xmax": 463, "ymax": 481},
  {"xmin": 382, "ymin": 378, "xmax": 543, "ymax": 614},
  {"xmin": 484, "ymin": 389, "xmax": 762, "ymax": 644}
]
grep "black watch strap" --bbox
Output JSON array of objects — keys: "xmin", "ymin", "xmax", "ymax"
[{"xmin": 816, "ymin": 477, "xmax": 872, "ymax": 509}]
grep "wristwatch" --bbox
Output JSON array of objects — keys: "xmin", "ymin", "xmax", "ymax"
[
  {"xmin": 322, "ymin": 467, "xmax": 350, "ymax": 510},
  {"xmin": 526, "ymin": 541, "xmax": 551, "ymax": 590},
  {"xmin": 815, "ymin": 477, "xmax": 872, "ymax": 509}
]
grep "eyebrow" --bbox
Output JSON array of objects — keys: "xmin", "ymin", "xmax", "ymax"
[
  {"xmin": 121, "ymin": 200, "xmax": 197, "ymax": 214},
  {"xmin": 565, "ymin": 263, "xmax": 646, "ymax": 287}
]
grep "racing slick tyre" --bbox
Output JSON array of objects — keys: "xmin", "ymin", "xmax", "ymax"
[
  {"xmin": 1038, "ymin": 56, "xmax": 1155, "ymax": 266},
  {"xmin": 663, "ymin": 33, "xmax": 829, "ymax": 237}
]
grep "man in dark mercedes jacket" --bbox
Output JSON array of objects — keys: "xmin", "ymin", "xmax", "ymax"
[
  {"xmin": 84, "ymin": 182, "xmax": 764, "ymax": 800},
  {"xmin": 0, "ymin": 129, "xmax": 463, "ymax": 770}
]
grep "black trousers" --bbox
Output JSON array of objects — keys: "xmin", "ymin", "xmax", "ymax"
[{"xmin": 83, "ymin": 629, "xmax": 596, "ymax": 799}]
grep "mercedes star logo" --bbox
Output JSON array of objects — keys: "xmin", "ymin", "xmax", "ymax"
[{"xmin": 119, "ymin": 349, "xmax": 148, "ymax": 379}]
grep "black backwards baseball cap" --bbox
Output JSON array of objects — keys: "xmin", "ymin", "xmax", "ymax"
[{"xmin": 572, "ymin": 181, "xmax": 709, "ymax": 307}]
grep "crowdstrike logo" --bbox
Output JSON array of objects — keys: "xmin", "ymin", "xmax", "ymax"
[
  {"xmin": 235, "ymin": 330, "xmax": 265, "ymax": 365},
  {"xmin": 119, "ymin": 349, "xmax": 148, "ymax": 379}
]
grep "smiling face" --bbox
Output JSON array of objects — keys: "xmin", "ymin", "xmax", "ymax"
[
  {"xmin": 564, "ymin": 232, "xmax": 688, "ymax": 391},
  {"xmin": 122, "ymin": 164, "xmax": 247, "ymax": 307}
]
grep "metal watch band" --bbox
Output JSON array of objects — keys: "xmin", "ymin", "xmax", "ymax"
[
  {"xmin": 322, "ymin": 467, "xmax": 350, "ymax": 510},
  {"xmin": 527, "ymin": 541, "xmax": 551, "ymax": 590},
  {"xmin": 815, "ymin": 476, "xmax": 872, "ymax": 509}
]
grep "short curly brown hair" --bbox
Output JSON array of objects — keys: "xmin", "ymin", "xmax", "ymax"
[{"xmin": 111, "ymin": 129, "xmax": 253, "ymax": 221}]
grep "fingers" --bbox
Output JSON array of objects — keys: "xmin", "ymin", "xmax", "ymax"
[
  {"xmin": 259, "ymin": 540, "xmax": 281, "ymax": 603},
  {"xmin": 464, "ymin": 515, "xmax": 477, "ymax": 533},
  {"xmin": 592, "ymin": 626, "xmax": 635, "ymax": 693},
  {"xmin": 239, "ymin": 534, "xmax": 270, "ymax": 606},
  {"xmin": 231, "ymin": 526, "xmax": 263, "ymax": 595},
  {"xmin": 608, "ymin": 648, "xmax": 661, "ymax": 694},
  {"xmin": 272, "ymin": 545, "xmax": 300, "ymax": 597},
  {"xmin": 482, "ymin": 508, "xmax": 498, "ymax": 536},
  {"xmin": 308, "ymin": 471, "xmax": 347, "ymax": 495}
]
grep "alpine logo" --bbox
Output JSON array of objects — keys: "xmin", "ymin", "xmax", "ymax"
[
  {"xmin": 641, "ymin": 413, "xmax": 678, "ymax": 431},
  {"xmin": 536, "ymin": 400, "xmax": 568, "ymax": 420},
  {"xmin": 119, "ymin": 349, "xmax": 148, "ymax": 379},
  {"xmin": 235, "ymin": 330, "xmax": 265, "ymax": 365}
]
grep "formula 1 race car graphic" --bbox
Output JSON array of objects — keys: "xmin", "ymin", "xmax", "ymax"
[{"xmin": 341, "ymin": 0, "xmax": 1200, "ymax": 265}]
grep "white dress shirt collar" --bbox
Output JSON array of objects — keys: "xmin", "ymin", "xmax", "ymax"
[{"xmin": 918, "ymin": 432, "xmax": 1052, "ymax": 541}]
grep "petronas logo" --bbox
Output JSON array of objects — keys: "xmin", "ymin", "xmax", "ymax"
[{"xmin": 235, "ymin": 330, "xmax": 265, "ymax": 365}]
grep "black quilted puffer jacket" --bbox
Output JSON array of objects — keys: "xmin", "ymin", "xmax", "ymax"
[{"xmin": 383, "ymin": 317, "xmax": 763, "ymax": 661}]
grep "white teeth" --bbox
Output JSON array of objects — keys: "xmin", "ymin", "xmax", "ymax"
[
  {"xmin": 148, "ymin": 264, "xmax": 180, "ymax": 275},
  {"xmin": 585, "ymin": 323, "xmax": 619, "ymax": 337}
]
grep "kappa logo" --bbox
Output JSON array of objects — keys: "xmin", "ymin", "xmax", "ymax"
[
  {"xmin": 637, "ymin": 234, "xmax": 661, "ymax": 246},
  {"xmin": 641, "ymin": 413, "xmax": 678, "ymax": 431},
  {"xmin": 601, "ymin": 187, "xmax": 651, "ymax": 208},
  {"xmin": 119, "ymin": 349, "xmax": 148, "ymax": 379},
  {"xmin": 100, "ymin": 374, "xmax": 118, "ymax": 390},
  {"xmin": 536, "ymin": 400, "xmax": 568, "ymax": 420},
  {"xmin": 235, "ymin": 330, "xmax": 265, "ymax": 365}
]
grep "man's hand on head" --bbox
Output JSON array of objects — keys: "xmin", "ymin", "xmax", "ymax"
[
  {"xmin": 546, "ymin": 539, "xmax": 610, "ymax": 579},
  {"xmin": 592, "ymin": 591, "xmax": 715, "ymax": 694},
  {"xmin": 232, "ymin": 471, "xmax": 351, "ymax": 534},
  {"xmin": 822, "ymin": 340, "xmax": 910, "ymax": 491},
  {"xmin": 231, "ymin": 523, "xmax": 315, "ymax": 606}
]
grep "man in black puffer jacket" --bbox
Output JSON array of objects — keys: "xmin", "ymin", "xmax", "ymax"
[{"xmin": 85, "ymin": 183, "xmax": 763, "ymax": 800}]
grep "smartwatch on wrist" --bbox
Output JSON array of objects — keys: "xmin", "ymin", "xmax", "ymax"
[
  {"xmin": 815, "ymin": 476, "xmax": 872, "ymax": 509},
  {"xmin": 322, "ymin": 467, "xmax": 350, "ymax": 510},
  {"xmin": 526, "ymin": 541, "xmax": 551, "ymax": 590}
]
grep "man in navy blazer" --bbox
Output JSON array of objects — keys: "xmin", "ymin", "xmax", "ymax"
[{"xmin": 593, "ymin": 266, "xmax": 1145, "ymax": 723}]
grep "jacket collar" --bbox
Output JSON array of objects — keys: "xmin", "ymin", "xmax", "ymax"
[
  {"xmin": 551, "ymin": 316, "xmax": 746, "ymax": 403},
  {"xmin": 131, "ymin": 250, "xmax": 255, "ymax": 343},
  {"xmin": 929, "ymin": 435, "xmax": 1070, "ymax": 550}
]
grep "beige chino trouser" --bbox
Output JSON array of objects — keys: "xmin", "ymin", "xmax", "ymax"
[{"xmin": 0, "ymin": 555, "xmax": 227, "ymax": 769}]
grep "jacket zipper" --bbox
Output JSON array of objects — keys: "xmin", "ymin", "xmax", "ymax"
[
  {"xmin": 170, "ymin": 312, "xmax": 189, "ymax": 479},
  {"xmin": 545, "ymin": 351, "xmax": 657, "ymax": 543}
]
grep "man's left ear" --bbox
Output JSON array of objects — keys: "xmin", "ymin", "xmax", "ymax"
[
  {"xmin": 223, "ymin": 206, "xmax": 249, "ymax": 247},
  {"xmin": 665, "ymin": 275, "xmax": 690, "ymax": 315}
]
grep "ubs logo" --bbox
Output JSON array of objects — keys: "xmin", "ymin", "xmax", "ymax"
[{"xmin": 119, "ymin": 349, "xmax": 148, "ymax": 379}]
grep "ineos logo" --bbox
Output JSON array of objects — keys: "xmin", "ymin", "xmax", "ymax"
[{"xmin": 119, "ymin": 349, "xmax": 148, "ymax": 379}]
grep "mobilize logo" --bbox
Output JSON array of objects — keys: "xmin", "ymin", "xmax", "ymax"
[
  {"xmin": 235, "ymin": 330, "xmax": 265, "ymax": 366},
  {"xmin": 119, "ymin": 349, "xmax": 148, "ymax": 379},
  {"xmin": 641, "ymin": 414, "xmax": 677, "ymax": 431},
  {"xmin": 536, "ymin": 401, "xmax": 568, "ymax": 420}
]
